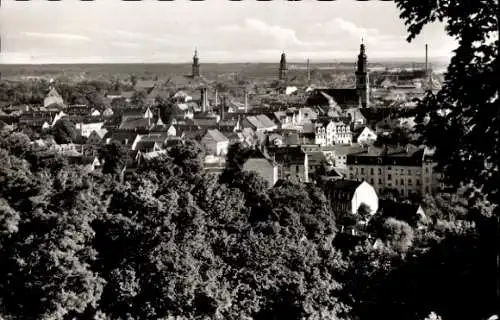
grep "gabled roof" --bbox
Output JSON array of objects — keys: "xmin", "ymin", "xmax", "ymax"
[
  {"xmin": 306, "ymin": 88, "xmax": 359, "ymax": 108},
  {"xmin": 135, "ymin": 140, "xmax": 159, "ymax": 152},
  {"xmin": 203, "ymin": 129, "xmax": 229, "ymax": 143},
  {"xmin": 192, "ymin": 117, "xmax": 218, "ymax": 128},
  {"xmin": 324, "ymin": 179, "xmax": 363, "ymax": 194},
  {"xmin": 119, "ymin": 117, "xmax": 154, "ymax": 130},
  {"xmin": 134, "ymin": 80, "xmax": 157, "ymax": 92},
  {"xmin": 104, "ymin": 131, "xmax": 138, "ymax": 146},
  {"xmin": 245, "ymin": 114, "xmax": 276, "ymax": 130},
  {"xmin": 46, "ymin": 87, "xmax": 62, "ymax": 99}
]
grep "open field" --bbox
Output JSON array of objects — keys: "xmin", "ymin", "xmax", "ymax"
[{"xmin": 0, "ymin": 61, "xmax": 449, "ymax": 82}]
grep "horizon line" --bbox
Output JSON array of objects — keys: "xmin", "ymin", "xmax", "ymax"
[{"xmin": 0, "ymin": 57, "xmax": 451, "ymax": 66}]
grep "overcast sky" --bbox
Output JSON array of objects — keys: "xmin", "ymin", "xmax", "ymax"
[{"xmin": 0, "ymin": 0, "xmax": 457, "ymax": 64}]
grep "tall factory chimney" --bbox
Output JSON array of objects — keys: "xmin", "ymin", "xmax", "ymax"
[
  {"xmin": 425, "ymin": 44, "xmax": 428, "ymax": 76},
  {"xmin": 244, "ymin": 90, "xmax": 248, "ymax": 113},
  {"xmin": 215, "ymin": 88, "xmax": 219, "ymax": 107},
  {"xmin": 307, "ymin": 58, "xmax": 311, "ymax": 84},
  {"xmin": 201, "ymin": 87, "xmax": 207, "ymax": 112},
  {"xmin": 220, "ymin": 96, "xmax": 225, "ymax": 120}
]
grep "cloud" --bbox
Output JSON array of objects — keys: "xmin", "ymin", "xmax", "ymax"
[
  {"xmin": 21, "ymin": 32, "xmax": 91, "ymax": 41},
  {"xmin": 217, "ymin": 18, "xmax": 326, "ymax": 49},
  {"xmin": 111, "ymin": 41, "xmax": 141, "ymax": 48},
  {"xmin": 107, "ymin": 30, "xmax": 177, "ymax": 44},
  {"xmin": 306, "ymin": 18, "xmax": 395, "ymax": 46}
]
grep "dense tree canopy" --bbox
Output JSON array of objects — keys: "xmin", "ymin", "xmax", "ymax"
[{"xmin": 394, "ymin": 0, "xmax": 499, "ymax": 204}]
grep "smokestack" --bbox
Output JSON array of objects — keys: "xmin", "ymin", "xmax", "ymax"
[
  {"xmin": 307, "ymin": 58, "xmax": 310, "ymax": 83},
  {"xmin": 425, "ymin": 44, "xmax": 428, "ymax": 76},
  {"xmin": 215, "ymin": 88, "xmax": 219, "ymax": 107},
  {"xmin": 205, "ymin": 88, "xmax": 209, "ymax": 111},
  {"xmin": 244, "ymin": 90, "xmax": 248, "ymax": 113},
  {"xmin": 201, "ymin": 87, "xmax": 207, "ymax": 112},
  {"xmin": 220, "ymin": 96, "xmax": 225, "ymax": 120}
]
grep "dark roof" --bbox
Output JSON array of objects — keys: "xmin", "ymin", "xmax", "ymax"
[
  {"xmin": 267, "ymin": 146, "xmax": 306, "ymax": 165},
  {"xmin": 192, "ymin": 117, "xmax": 218, "ymax": 128},
  {"xmin": 324, "ymin": 179, "xmax": 363, "ymax": 194},
  {"xmin": 306, "ymin": 151, "xmax": 326, "ymax": 165},
  {"xmin": 119, "ymin": 117, "xmax": 154, "ymax": 130},
  {"xmin": 104, "ymin": 131, "xmax": 138, "ymax": 146},
  {"xmin": 135, "ymin": 140, "xmax": 157, "ymax": 152},
  {"xmin": 306, "ymin": 89, "xmax": 359, "ymax": 108},
  {"xmin": 346, "ymin": 144, "xmax": 425, "ymax": 166}
]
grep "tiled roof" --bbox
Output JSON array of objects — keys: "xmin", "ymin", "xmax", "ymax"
[
  {"xmin": 306, "ymin": 88, "xmax": 359, "ymax": 108},
  {"xmin": 324, "ymin": 179, "xmax": 363, "ymax": 194},
  {"xmin": 104, "ymin": 132, "xmax": 138, "ymax": 146},
  {"xmin": 119, "ymin": 117, "xmax": 154, "ymax": 130},
  {"xmin": 268, "ymin": 146, "xmax": 306, "ymax": 165},
  {"xmin": 204, "ymin": 129, "xmax": 229, "ymax": 143},
  {"xmin": 346, "ymin": 144, "xmax": 425, "ymax": 166}
]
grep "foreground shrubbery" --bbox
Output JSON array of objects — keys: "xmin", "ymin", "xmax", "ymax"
[{"xmin": 0, "ymin": 129, "xmax": 497, "ymax": 320}]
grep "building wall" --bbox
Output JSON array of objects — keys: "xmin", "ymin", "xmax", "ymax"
[
  {"xmin": 316, "ymin": 121, "xmax": 352, "ymax": 146},
  {"xmin": 357, "ymin": 128, "xmax": 377, "ymax": 145},
  {"xmin": 348, "ymin": 162, "xmax": 439, "ymax": 197},
  {"xmin": 243, "ymin": 158, "xmax": 278, "ymax": 188},
  {"xmin": 76, "ymin": 122, "xmax": 104, "ymax": 138},
  {"xmin": 216, "ymin": 141, "xmax": 229, "ymax": 156},
  {"xmin": 352, "ymin": 181, "xmax": 379, "ymax": 214}
]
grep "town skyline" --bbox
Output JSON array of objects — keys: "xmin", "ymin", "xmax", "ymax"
[{"xmin": 1, "ymin": 0, "xmax": 457, "ymax": 64}]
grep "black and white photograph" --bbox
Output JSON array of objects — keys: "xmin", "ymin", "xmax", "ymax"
[{"xmin": 0, "ymin": 0, "xmax": 498, "ymax": 319}]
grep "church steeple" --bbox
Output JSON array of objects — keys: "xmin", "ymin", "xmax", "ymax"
[
  {"xmin": 192, "ymin": 48, "xmax": 200, "ymax": 78},
  {"xmin": 355, "ymin": 40, "xmax": 370, "ymax": 107},
  {"xmin": 279, "ymin": 51, "xmax": 287, "ymax": 81}
]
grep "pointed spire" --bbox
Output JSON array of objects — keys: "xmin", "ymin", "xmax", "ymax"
[{"xmin": 194, "ymin": 47, "xmax": 198, "ymax": 58}]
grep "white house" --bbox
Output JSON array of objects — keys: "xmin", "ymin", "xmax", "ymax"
[
  {"xmin": 323, "ymin": 179, "xmax": 379, "ymax": 215},
  {"xmin": 356, "ymin": 127, "xmax": 378, "ymax": 145},
  {"xmin": 75, "ymin": 122, "xmax": 105, "ymax": 138},
  {"xmin": 242, "ymin": 153, "xmax": 279, "ymax": 188},
  {"xmin": 44, "ymin": 87, "xmax": 64, "ymax": 108},
  {"xmin": 201, "ymin": 129, "xmax": 230, "ymax": 156},
  {"xmin": 315, "ymin": 120, "xmax": 352, "ymax": 146}
]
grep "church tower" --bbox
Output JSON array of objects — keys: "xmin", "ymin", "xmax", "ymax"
[
  {"xmin": 279, "ymin": 51, "xmax": 287, "ymax": 81},
  {"xmin": 192, "ymin": 48, "xmax": 200, "ymax": 78},
  {"xmin": 355, "ymin": 41, "xmax": 370, "ymax": 107}
]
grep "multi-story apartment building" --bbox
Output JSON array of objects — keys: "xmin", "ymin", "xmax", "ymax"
[
  {"xmin": 314, "ymin": 119, "xmax": 352, "ymax": 146},
  {"xmin": 346, "ymin": 145, "xmax": 440, "ymax": 197}
]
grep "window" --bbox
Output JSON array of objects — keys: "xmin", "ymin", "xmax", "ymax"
[
  {"xmin": 387, "ymin": 174, "xmax": 392, "ymax": 180},
  {"xmin": 356, "ymin": 168, "xmax": 359, "ymax": 174},
  {"xmin": 400, "ymin": 179, "xmax": 404, "ymax": 185},
  {"xmin": 408, "ymin": 169, "xmax": 412, "ymax": 175},
  {"xmin": 370, "ymin": 168, "xmax": 374, "ymax": 175},
  {"xmin": 395, "ymin": 180, "xmax": 398, "ymax": 186},
  {"xmin": 400, "ymin": 169, "xmax": 404, "ymax": 174},
  {"xmin": 378, "ymin": 178, "xmax": 382, "ymax": 184},
  {"xmin": 378, "ymin": 168, "xmax": 382, "ymax": 174},
  {"xmin": 425, "ymin": 186, "xmax": 429, "ymax": 192},
  {"xmin": 361, "ymin": 168, "xmax": 365, "ymax": 174},
  {"xmin": 350, "ymin": 167, "xmax": 353, "ymax": 171},
  {"xmin": 408, "ymin": 179, "xmax": 412, "ymax": 186},
  {"xmin": 425, "ymin": 167, "xmax": 429, "ymax": 173},
  {"xmin": 370, "ymin": 178, "xmax": 374, "ymax": 184},
  {"xmin": 296, "ymin": 165, "xmax": 299, "ymax": 172},
  {"xmin": 388, "ymin": 167, "xmax": 392, "ymax": 171},
  {"xmin": 416, "ymin": 179, "xmax": 420, "ymax": 186}
]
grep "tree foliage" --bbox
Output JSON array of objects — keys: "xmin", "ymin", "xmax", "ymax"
[{"xmin": 394, "ymin": 0, "xmax": 499, "ymax": 204}]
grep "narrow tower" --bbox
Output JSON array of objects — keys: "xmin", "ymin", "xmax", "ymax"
[
  {"xmin": 355, "ymin": 40, "xmax": 369, "ymax": 108},
  {"xmin": 192, "ymin": 48, "xmax": 200, "ymax": 78},
  {"xmin": 307, "ymin": 58, "xmax": 311, "ymax": 84},
  {"xmin": 425, "ymin": 44, "xmax": 428, "ymax": 77},
  {"xmin": 279, "ymin": 51, "xmax": 287, "ymax": 81}
]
